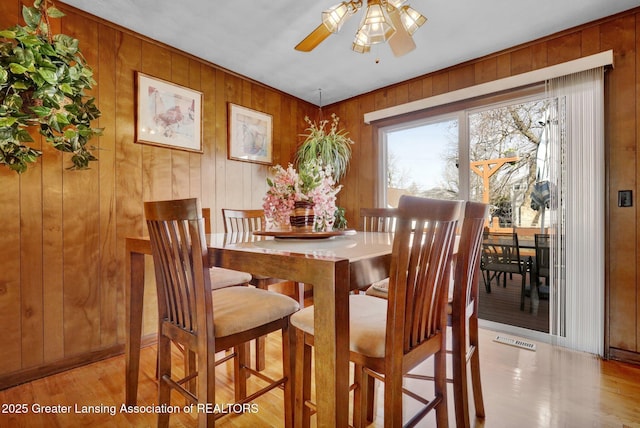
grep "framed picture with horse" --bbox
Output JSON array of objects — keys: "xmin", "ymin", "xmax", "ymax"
[{"xmin": 135, "ymin": 72, "xmax": 203, "ymax": 153}]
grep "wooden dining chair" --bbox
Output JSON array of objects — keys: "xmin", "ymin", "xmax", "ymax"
[
  {"xmin": 145, "ymin": 198, "xmax": 298, "ymax": 427},
  {"xmin": 222, "ymin": 207, "xmax": 305, "ymax": 372},
  {"xmin": 359, "ymin": 207, "xmax": 398, "ymax": 233},
  {"xmin": 291, "ymin": 195, "xmax": 462, "ymax": 427},
  {"xmin": 409, "ymin": 201, "xmax": 489, "ymax": 428},
  {"xmin": 221, "ymin": 208, "xmax": 266, "ymax": 234},
  {"xmin": 202, "ymin": 208, "xmax": 253, "ymax": 288},
  {"xmin": 359, "ymin": 207, "xmax": 397, "ymax": 297},
  {"xmin": 361, "ymin": 201, "xmax": 489, "ymax": 428},
  {"xmin": 160, "ymin": 208, "xmax": 252, "ymax": 384}
]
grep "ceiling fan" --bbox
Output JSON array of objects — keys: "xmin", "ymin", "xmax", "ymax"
[{"xmin": 295, "ymin": 0, "xmax": 427, "ymax": 57}]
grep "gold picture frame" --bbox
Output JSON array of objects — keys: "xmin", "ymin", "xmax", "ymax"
[
  {"xmin": 227, "ymin": 103, "xmax": 273, "ymax": 165},
  {"xmin": 135, "ymin": 72, "xmax": 203, "ymax": 153}
]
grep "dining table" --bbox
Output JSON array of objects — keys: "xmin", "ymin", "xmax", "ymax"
[{"xmin": 125, "ymin": 230, "xmax": 393, "ymax": 427}]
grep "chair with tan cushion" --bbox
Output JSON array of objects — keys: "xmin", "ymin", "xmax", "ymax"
[
  {"xmin": 222, "ymin": 208, "xmax": 306, "ymax": 372},
  {"xmin": 361, "ymin": 201, "xmax": 489, "ymax": 427},
  {"xmin": 158, "ymin": 208, "xmax": 252, "ymax": 382},
  {"xmin": 145, "ymin": 198, "xmax": 298, "ymax": 427},
  {"xmin": 291, "ymin": 195, "xmax": 462, "ymax": 427}
]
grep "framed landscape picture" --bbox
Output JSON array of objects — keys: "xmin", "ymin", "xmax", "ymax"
[
  {"xmin": 135, "ymin": 72, "xmax": 203, "ymax": 153},
  {"xmin": 227, "ymin": 103, "xmax": 273, "ymax": 165}
]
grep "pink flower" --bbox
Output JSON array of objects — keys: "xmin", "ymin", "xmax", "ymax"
[{"xmin": 263, "ymin": 162, "xmax": 341, "ymax": 231}]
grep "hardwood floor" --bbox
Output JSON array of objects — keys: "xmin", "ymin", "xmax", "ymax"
[{"xmin": 1, "ymin": 327, "xmax": 639, "ymax": 427}]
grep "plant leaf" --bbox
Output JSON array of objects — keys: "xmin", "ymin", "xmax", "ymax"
[
  {"xmin": 38, "ymin": 21, "xmax": 48, "ymax": 36},
  {"xmin": 37, "ymin": 68, "xmax": 58, "ymax": 84},
  {"xmin": 12, "ymin": 80, "xmax": 29, "ymax": 90},
  {"xmin": 9, "ymin": 63, "xmax": 28, "ymax": 74},
  {"xmin": 0, "ymin": 30, "xmax": 16, "ymax": 39},
  {"xmin": 0, "ymin": 117, "xmax": 18, "ymax": 127},
  {"xmin": 30, "ymin": 106, "xmax": 52, "ymax": 117},
  {"xmin": 22, "ymin": 6, "xmax": 41, "ymax": 30},
  {"xmin": 53, "ymin": 34, "xmax": 79, "ymax": 56},
  {"xmin": 15, "ymin": 129, "xmax": 34, "ymax": 142},
  {"xmin": 59, "ymin": 82, "xmax": 73, "ymax": 94},
  {"xmin": 46, "ymin": 7, "xmax": 65, "ymax": 19}
]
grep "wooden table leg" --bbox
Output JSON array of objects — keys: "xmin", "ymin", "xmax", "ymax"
[
  {"xmin": 313, "ymin": 259, "xmax": 350, "ymax": 427},
  {"xmin": 125, "ymin": 247, "xmax": 146, "ymax": 406}
]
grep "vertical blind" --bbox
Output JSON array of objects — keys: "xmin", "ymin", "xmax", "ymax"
[{"xmin": 546, "ymin": 67, "xmax": 605, "ymax": 356}]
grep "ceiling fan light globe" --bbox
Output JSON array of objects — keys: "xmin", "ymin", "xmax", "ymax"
[
  {"xmin": 352, "ymin": 29, "xmax": 371, "ymax": 53},
  {"xmin": 399, "ymin": 5, "xmax": 426, "ymax": 35},
  {"xmin": 358, "ymin": 0, "xmax": 396, "ymax": 44},
  {"xmin": 322, "ymin": 2, "xmax": 350, "ymax": 33}
]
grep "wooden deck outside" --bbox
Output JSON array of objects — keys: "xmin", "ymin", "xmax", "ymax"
[{"xmin": 477, "ymin": 272, "xmax": 550, "ymax": 333}]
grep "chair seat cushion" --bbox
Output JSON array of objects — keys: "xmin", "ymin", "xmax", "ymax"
[
  {"xmin": 291, "ymin": 295, "xmax": 388, "ymax": 358},
  {"xmin": 209, "ymin": 267, "xmax": 252, "ymax": 289},
  {"xmin": 364, "ymin": 277, "xmax": 389, "ymax": 298},
  {"xmin": 366, "ymin": 276, "xmax": 457, "ymax": 313},
  {"xmin": 212, "ymin": 287, "xmax": 299, "ymax": 337}
]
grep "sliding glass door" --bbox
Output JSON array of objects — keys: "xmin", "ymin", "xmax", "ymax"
[
  {"xmin": 378, "ymin": 68, "xmax": 605, "ymax": 355},
  {"xmin": 380, "ymin": 96, "xmax": 556, "ymax": 335}
]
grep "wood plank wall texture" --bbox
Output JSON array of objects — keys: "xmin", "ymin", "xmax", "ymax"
[
  {"xmin": 0, "ymin": 1, "xmax": 316, "ymax": 388},
  {"xmin": 0, "ymin": 2, "xmax": 638, "ymax": 388}
]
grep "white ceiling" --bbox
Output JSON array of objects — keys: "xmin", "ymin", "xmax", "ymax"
[{"xmin": 59, "ymin": 0, "xmax": 639, "ymax": 106}]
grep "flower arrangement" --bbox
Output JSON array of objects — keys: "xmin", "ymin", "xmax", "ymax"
[{"xmin": 263, "ymin": 161, "xmax": 341, "ymax": 231}]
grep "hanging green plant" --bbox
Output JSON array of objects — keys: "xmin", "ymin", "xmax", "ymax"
[
  {"xmin": 0, "ymin": 0, "xmax": 102, "ymax": 173},
  {"xmin": 295, "ymin": 113, "xmax": 353, "ymax": 183}
]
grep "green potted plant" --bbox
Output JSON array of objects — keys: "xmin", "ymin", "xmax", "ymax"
[
  {"xmin": 295, "ymin": 113, "xmax": 354, "ymax": 229},
  {"xmin": 295, "ymin": 113, "xmax": 353, "ymax": 183},
  {"xmin": 0, "ymin": 0, "xmax": 102, "ymax": 173}
]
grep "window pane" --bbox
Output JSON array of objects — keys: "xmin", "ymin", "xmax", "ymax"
[
  {"xmin": 385, "ymin": 118, "xmax": 458, "ymax": 207},
  {"xmin": 468, "ymin": 100, "xmax": 547, "ymax": 228}
]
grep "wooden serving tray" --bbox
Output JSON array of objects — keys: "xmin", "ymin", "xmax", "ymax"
[{"xmin": 252, "ymin": 229, "xmax": 356, "ymax": 239}]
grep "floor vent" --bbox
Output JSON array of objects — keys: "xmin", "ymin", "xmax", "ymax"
[{"xmin": 493, "ymin": 335, "xmax": 536, "ymax": 351}]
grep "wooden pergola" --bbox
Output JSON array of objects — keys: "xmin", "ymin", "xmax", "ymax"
[{"xmin": 470, "ymin": 156, "xmax": 519, "ymax": 204}]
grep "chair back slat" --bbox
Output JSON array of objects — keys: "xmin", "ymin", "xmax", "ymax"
[
  {"xmin": 360, "ymin": 207, "xmax": 398, "ymax": 232},
  {"xmin": 145, "ymin": 198, "xmax": 212, "ymax": 336},
  {"xmin": 386, "ymin": 196, "xmax": 462, "ymax": 354},
  {"xmin": 222, "ymin": 208, "xmax": 265, "ymax": 233},
  {"xmin": 453, "ymin": 202, "xmax": 490, "ymax": 316}
]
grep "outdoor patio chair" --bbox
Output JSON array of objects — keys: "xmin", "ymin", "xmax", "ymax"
[{"xmin": 481, "ymin": 231, "xmax": 532, "ymax": 310}]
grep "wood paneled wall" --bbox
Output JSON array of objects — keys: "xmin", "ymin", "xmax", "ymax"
[
  {"xmin": 328, "ymin": 8, "xmax": 640, "ymax": 363},
  {"xmin": 0, "ymin": 1, "xmax": 315, "ymax": 388},
  {"xmin": 1, "ymin": 2, "xmax": 639, "ymax": 388}
]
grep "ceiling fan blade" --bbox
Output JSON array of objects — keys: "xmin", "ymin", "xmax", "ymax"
[
  {"xmin": 295, "ymin": 24, "xmax": 332, "ymax": 52},
  {"xmin": 387, "ymin": 7, "xmax": 416, "ymax": 57}
]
